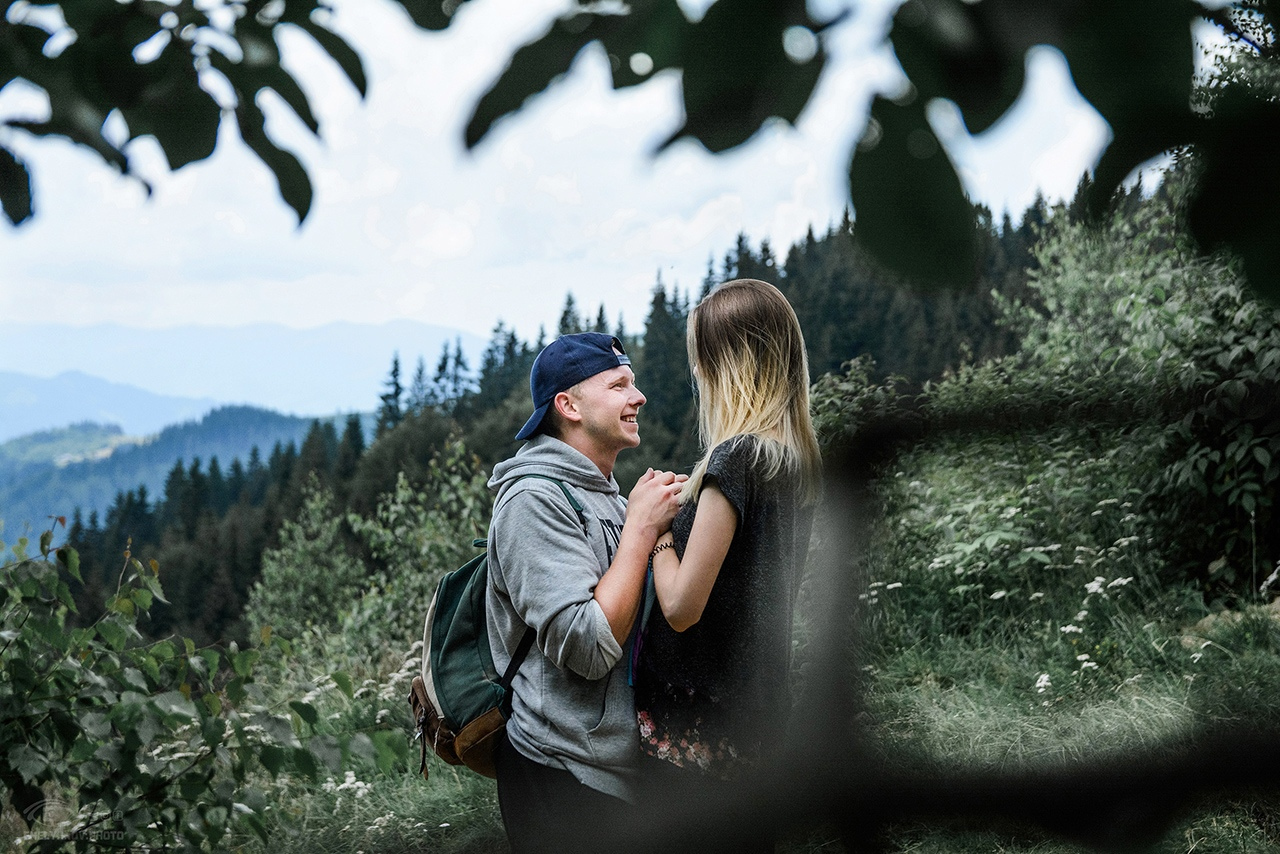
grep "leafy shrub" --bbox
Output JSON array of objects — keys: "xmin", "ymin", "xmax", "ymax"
[
  {"xmin": 0, "ymin": 527, "xmax": 348, "ymax": 852},
  {"xmin": 245, "ymin": 478, "xmax": 368, "ymax": 639}
]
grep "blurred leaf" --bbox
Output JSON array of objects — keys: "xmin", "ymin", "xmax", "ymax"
[
  {"xmin": 294, "ymin": 18, "xmax": 367, "ymax": 97},
  {"xmin": 1188, "ymin": 89, "xmax": 1280, "ymax": 305},
  {"xmin": 1057, "ymin": 0, "xmax": 1197, "ymax": 217},
  {"xmin": 600, "ymin": 0, "xmax": 691, "ymax": 89},
  {"xmin": 889, "ymin": 0, "xmax": 1025, "ymax": 134},
  {"xmin": 0, "ymin": 145, "xmax": 33, "ymax": 225},
  {"xmin": 466, "ymin": 12, "xmax": 609, "ymax": 148},
  {"xmin": 288, "ymin": 700, "xmax": 318, "ymax": 726},
  {"xmin": 849, "ymin": 95, "xmax": 977, "ymax": 287},
  {"xmin": 290, "ymin": 745, "xmax": 318, "ymax": 779},
  {"xmin": 664, "ymin": 0, "xmax": 824, "ymax": 152},
  {"xmin": 234, "ymin": 96, "xmax": 313, "ymax": 223},
  {"xmin": 331, "ymin": 670, "xmax": 353, "ymax": 698},
  {"xmin": 396, "ymin": 0, "xmax": 474, "ymax": 31},
  {"xmin": 118, "ymin": 45, "xmax": 220, "ymax": 169},
  {"xmin": 259, "ymin": 744, "xmax": 286, "ymax": 776}
]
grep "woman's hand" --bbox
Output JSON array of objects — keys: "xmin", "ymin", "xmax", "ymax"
[{"xmin": 626, "ymin": 468, "xmax": 684, "ymax": 538}]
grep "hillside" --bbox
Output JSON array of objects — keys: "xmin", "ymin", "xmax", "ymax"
[{"xmin": 0, "ymin": 406, "xmax": 335, "ymax": 533}]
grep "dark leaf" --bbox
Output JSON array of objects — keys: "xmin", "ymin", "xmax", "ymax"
[
  {"xmin": 288, "ymin": 700, "xmax": 318, "ymax": 726},
  {"xmin": 600, "ymin": 0, "xmax": 692, "ymax": 89},
  {"xmin": 849, "ymin": 95, "xmax": 977, "ymax": 288},
  {"xmin": 466, "ymin": 12, "xmax": 608, "ymax": 149},
  {"xmin": 889, "ymin": 0, "xmax": 1026, "ymax": 134},
  {"xmin": 1188, "ymin": 89, "xmax": 1280, "ymax": 305},
  {"xmin": 260, "ymin": 66, "xmax": 320, "ymax": 134},
  {"xmin": 0, "ymin": 146, "xmax": 33, "ymax": 224},
  {"xmin": 664, "ymin": 0, "xmax": 824, "ymax": 153},
  {"xmin": 258, "ymin": 744, "xmax": 287, "ymax": 776},
  {"xmin": 290, "ymin": 746, "xmax": 318, "ymax": 779},
  {"xmin": 395, "ymin": 0, "xmax": 474, "ymax": 31},
  {"xmin": 118, "ymin": 44, "xmax": 220, "ymax": 169},
  {"xmin": 1056, "ymin": 0, "xmax": 1197, "ymax": 216},
  {"xmin": 57, "ymin": 547, "xmax": 81, "ymax": 582},
  {"xmin": 234, "ymin": 96, "xmax": 313, "ymax": 223},
  {"xmin": 295, "ymin": 19, "xmax": 367, "ymax": 97}
]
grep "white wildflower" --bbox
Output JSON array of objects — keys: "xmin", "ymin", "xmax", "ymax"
[
  {"xmin": 886, "ymin": 582, "xmax": 903, "ymax": 590},
  {"xmin": 1060, "ymin": 625, "xmax": 1084, "ymax": 634},
  {"xmin": 1075, "ymin": 610, "xmax": 1088, "ymax": 622},
  {"xmin": 1107, "ymin": 577, "xmax": 1134, "ymax": 588},
  {"xmin": 1084, "ymin": 576, "xmax": 1106, "ymax": 595},
  {"xmin": 989, "ymin": 590, "xmax": 1008, "ymax": 600},
  {"xmin": 1035, "ymin": 673, "xmax": 1051, "ymax": 693}
]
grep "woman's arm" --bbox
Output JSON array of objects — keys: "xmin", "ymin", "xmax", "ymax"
[{"xmin": 650, "ymin": 484, "xmax": 738, "ymax": 632}]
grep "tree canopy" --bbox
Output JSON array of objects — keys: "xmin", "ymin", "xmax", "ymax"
[{"xmin": 2, "ymin": 0, "xmax": 1278, "ymax": 301}]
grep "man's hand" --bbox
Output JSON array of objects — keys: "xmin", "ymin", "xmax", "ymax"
[{"xmin": 627, "ymin": 468, "xmax": 685, "ymax": 537}]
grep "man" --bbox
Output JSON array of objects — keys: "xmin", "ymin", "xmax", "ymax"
[{"xmin": 485, "ymin": 331, "xmax": 683, "ymax": 853}]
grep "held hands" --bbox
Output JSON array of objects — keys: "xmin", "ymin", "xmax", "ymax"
[{"xmin": 627, "ymin": 467, "xmax": 686, "ymax": 538}]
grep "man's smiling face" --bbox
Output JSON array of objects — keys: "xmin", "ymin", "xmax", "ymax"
[{"xmin": 570, "ymin": 364, "xmax": 646, "ymax": 456}]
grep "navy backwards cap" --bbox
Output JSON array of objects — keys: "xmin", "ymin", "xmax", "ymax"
[{"xmin": 515, "ymin": 332, "xmax": 632, "ymax": 440}]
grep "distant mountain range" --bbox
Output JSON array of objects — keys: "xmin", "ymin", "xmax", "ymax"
[
  {"xmin": 0, "ymin": 371, "xmax": 221, "ymax": 443},
  {"xmin": 0, "ymin": 320, "xmax": 484, "ymax": 428},
  {"xmin": 0, "ymin": 406, "xmax": 337, "ymax": 534}
]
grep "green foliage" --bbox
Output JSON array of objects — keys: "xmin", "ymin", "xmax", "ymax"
[
  {"xmin": 0, "ymin": 527, "xmax": 355, "ymax": 852},
  {"xmin": 1000, "ymin": 177, "xmax": 1280, "ymax": 598},
  {"xmin": 245, "ymin": 479, "xmax": 367, "ymax": 639},
  {"xmin": 0, "ymin": 0, "xmax": 378, "ymax": 224},
  {"xmin": 342, "ymin": 441, "xmax": 491, "ymax": 657}
]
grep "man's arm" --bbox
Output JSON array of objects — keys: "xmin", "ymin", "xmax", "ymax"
[{"xmin": 592, "ymin": 468, "xmax": 683, "ymax": 645}]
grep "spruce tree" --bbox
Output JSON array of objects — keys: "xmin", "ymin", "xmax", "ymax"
[
  {"xmin": 407, "ymin": 356, "xmax": 430, "ymax": 415},
  {"xmin": 558, "ymin": 292, "xmax": 583, "ymax": 336},
  {"xmin": 375, "ymin": 353, "xmax": 404, "ymax": 438}
]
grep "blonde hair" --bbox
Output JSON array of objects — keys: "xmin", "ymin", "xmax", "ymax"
[{"xmin": 682, "ymin": 279, "xmax": 821, "ymax": 504}]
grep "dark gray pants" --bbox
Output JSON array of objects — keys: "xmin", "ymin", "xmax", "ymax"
[{"xmin": 494, "ymin": 732, "xmax": 637, "ymax": 854}]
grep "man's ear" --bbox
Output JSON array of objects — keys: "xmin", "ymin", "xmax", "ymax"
[{"xmin": 553, "ymin": 390, "xmax": 581, "ymax": 423}]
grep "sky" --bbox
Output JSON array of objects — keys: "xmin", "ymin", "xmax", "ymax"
[{"xmin": 0, "ymin": 0, "xmax": 1116, "ymax": 349}]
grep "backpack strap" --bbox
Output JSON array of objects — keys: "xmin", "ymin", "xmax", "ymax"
[
  {"xmin": 499, "ymin": 629, "xmax": 535, "ymax": 718},
  {"xmin": 512, "ymin": 473, "xmax": 590, "ymax": 534},
  {"xmin": 493, "ymin": 473, "xmax": 590, "ymax": 715}
]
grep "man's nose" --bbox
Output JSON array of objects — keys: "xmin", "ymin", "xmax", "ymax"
[{"xmin": 633, "ymin": 387, "xmax": 647, "ymax": 406}]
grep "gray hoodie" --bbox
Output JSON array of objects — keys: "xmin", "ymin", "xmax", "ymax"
[{"xmin": 485, "ymin": 434, "xmax": 639, "ymax": 801}]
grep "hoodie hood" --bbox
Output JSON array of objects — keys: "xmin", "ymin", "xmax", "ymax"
[{"xmin": 489, "ymin": 434, "xmax": 620, "ymax": 500}]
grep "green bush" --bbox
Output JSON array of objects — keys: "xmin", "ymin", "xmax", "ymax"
[{"xmin": 0, "ymin": 528, "xmax": 355, "ymax": 852}]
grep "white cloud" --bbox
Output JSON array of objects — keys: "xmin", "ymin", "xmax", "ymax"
[{"xmin": 0, "ymin": 0, "xmax": 1114, "ymax": 351}]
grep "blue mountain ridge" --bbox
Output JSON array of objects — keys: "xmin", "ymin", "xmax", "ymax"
[{"xmin": 0, "ymin": 406, "xmax": 352, "ymax": 535}]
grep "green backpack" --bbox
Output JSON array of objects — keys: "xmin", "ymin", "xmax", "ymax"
[{"xmin": 408, "ymin": 475, "xmax": 586, "ymax": 780}]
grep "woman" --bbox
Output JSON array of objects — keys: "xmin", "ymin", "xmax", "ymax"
[{"xmin": 633, "ymin": 278, "xmax": 821, "ymax": 849}]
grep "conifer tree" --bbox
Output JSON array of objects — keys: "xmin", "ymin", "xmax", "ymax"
[
  {"xmin": 375, "ymin": 353, "xmax": 404, "ymax": 438},
  {"xmin": 407, "ymin": 356, "xmax": 430, "ymax": 415},
  {"xmin": 558, "ymin": 292, "xmax": 583, "ymax": 336},
  {"xmin": 334, "ymin": 415, "xmax": 365, "ymax": 486}
]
